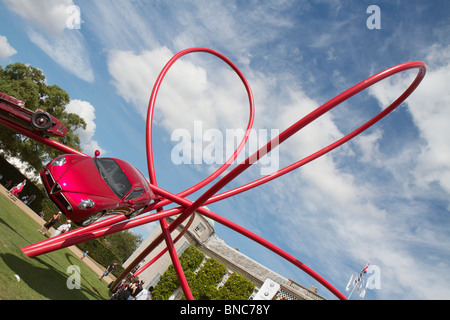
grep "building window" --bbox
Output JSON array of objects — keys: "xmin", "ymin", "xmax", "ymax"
[
  {"xmin": 176, "ymin": 241, "xmax": 189, "ymax": 256},
  {"xmin": 148, "ymin": 273, "xmax": 161, "ymax": 289},
  {"xmin": 194, "ymin": 223, "xmax": 206, "ymax": 234}
]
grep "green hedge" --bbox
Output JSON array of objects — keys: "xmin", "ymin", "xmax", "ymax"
[
  {"xmin": 152, "ymin": 245, "xmax": 205, "ymax": 300},
  {"xmin": 214, "ymin": 272, "xmax": 255, "ymax": 300},
  {"xmin": 179, "ymin": 245, "xmax": 206, "ymax": 271},
  {"xmin": 0, "ymin": 155, "xmax": 65, "ymax": 228},
  {"xmin": 184, "ymin": 258, "xmax": 227, "ymax": 300},
  {"xmin": 0, "ymin": 155, "xmax": 56, "ymax": 214},
  {"xmin": 152, "ymin": 245, "xmax": 255, "ymax": 300},
  {"xmin": 76, "ymin": 239, "xmax": 124, "ymax": 277}
]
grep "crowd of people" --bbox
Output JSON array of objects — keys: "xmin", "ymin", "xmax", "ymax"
[
  {"xmin": 107, "ymin": 273, "xmax": 154, "ymax": 300},
  {"xmin": 1, "ymin": 176, "xmax": 36, "ymax": 206},
  {"xmin": 37, "ymin": 211, "xmax": 65, "ymax": 236}
]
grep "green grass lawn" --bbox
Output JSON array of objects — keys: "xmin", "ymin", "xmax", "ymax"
[{"xmin": 0, "ymin": 192, "xmax": 111, "ymax": 300}]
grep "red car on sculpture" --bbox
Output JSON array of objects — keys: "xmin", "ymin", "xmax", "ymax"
[
  {"xmin": 40, "ymin": 153, "xmax": 156, "ymax": 226},
  {"xmin": 0, "ymin": 91, "xmax": 68, "ymax": 137}
]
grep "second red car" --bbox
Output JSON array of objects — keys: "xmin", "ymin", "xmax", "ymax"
[{"xmin": 0, "ymin": 91, "xmax": 68, "ymax": 137}]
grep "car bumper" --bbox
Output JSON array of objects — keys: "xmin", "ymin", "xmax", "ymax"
[{"xmin": 40, "ymin": 169, "xmax": 73, "ymax": 216}]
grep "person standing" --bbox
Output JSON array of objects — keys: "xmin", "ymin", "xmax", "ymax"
[
  {"xmin": 99, "ymin": 262, "xmax": 118, "ymax": 280},
  {"xmin": 135, "ymin": 286, "xmax": 153, "ymax": 300},
  {"xmin": 50, "ymin": 220, "xmax": 71, "ymax": 237},
  {"xmin": 38, "ymin": 212, "xmax": 62, "ymax": 236},
  {"xmin": 11, "ymin": 179, "xmax": 26, "ymax": 196},
  {"xmin": 25, "ymin": 194, "xmax": 36, "ymax": 206}
]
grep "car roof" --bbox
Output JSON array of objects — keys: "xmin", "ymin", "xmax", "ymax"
[{"xmin": 112, "ymin": 158, "xmax": 150, "ymax": 190}]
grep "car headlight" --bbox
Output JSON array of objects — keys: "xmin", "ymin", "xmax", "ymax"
[
  {"xmin": 78, "ymin": 199, "xmax": 95, "ymax": 209},
  {"xmin": 51, "ymin": 156, "xmax": 66, "ymax": 166}
]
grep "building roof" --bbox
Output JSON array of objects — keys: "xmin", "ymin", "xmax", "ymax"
[{"xmin": 203, "ymin": 234, "xmax": 288, "ymax": 285}]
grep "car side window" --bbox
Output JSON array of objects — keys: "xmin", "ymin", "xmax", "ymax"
[{"xmin": 125, "ymin": 187, "xmax": 144, "ymax": 200}]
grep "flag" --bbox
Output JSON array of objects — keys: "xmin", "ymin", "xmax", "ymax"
[{"xmin": 346, "ymin": 260, "xmax": 371, "ymax": 299}]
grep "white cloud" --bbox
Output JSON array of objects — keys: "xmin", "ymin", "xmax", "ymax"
[
  {"xmin": 3, "ymin": 0, "xmax": 94, "ymax": 83},
  {"xmin": 369, "ymin": 44, "xmax": 450, "ymax": 194},
  {"xmin": 0, "ymin": 35, "xmax": 17, "ymax": 60},
  {"xmin": 107, "ymin": 47, "xmax": 250, "ymax": 134},
  {"xmin": 107, "ymin": 47, "xmax": 174, "ymax": 118},
  {"xmin": 3, "ymin": 0, "xmax": 73, "ymax": 36},
  {"xmin": 80, "ymin": 0, "xmax": 159, "ymax": 51},
  {"xmin": 65, "ymin": 99, "xmax": 105, "ymax": 156},
  {"xmin": 275, "ymin": 87, "xmax": 343, "ymax": 158},
  {"xmin": 27, "ymin": 29, "xmax": 94, "ymax": 83},
  {"xmin": 353, "ymin": 128, "xmax": 383, "ymax": 166}
]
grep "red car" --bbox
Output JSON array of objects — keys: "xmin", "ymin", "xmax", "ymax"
[
  {"xmin": 40, "ymin": 153, "xmax": 156, "ymax": 226},
  {"xmin": 0, "ymin": 91, "xmax": 68, "ymax": 137}
]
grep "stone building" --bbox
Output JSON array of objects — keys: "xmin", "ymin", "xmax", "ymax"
[{"xmin": 123, "ymin": 212, "xmax": 325, "ymax": 300}]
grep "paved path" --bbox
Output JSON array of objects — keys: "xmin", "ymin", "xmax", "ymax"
[{"xmin": 0, "ymin": 184, "xmax": 116, "ymax": 284}]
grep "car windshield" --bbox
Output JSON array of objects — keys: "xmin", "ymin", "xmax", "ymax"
[{"xmin": 94, "ymin": 158, "xmax": 132, "ymax": 198}]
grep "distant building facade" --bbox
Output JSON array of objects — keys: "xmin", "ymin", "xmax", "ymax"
[{"xmin": 123, "ymin": 212, "xmax": 325, "ymax": 300}]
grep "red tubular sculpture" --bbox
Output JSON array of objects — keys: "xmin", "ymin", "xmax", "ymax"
[{"xmin": 16, "ymin": 47, "xmax": 426, "ymax": 300}]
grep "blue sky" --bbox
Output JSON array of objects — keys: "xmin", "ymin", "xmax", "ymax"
[{"xmin": 1, "ymin": 0, "xmax": 450, "ymax": 300}]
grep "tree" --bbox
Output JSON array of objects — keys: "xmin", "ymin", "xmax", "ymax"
[
  {"xmin": 102, "ymin": 230, "xmax": 143, "ymax": 263},
  {"xmin": 0, "ymin": 63, "xmax": 86, "ymax": 172}
]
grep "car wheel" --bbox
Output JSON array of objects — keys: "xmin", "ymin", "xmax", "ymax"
[
  {"xmin": 127, "ymin": 206, "xmax": 147, "ymax": 219},
  {"xmin": 31, "ymin": 111, "xmax": 52, "ymax": 130},
  {"xmin": 80, "ymin": 210, "xmax": 105, "ymax": 227}
]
